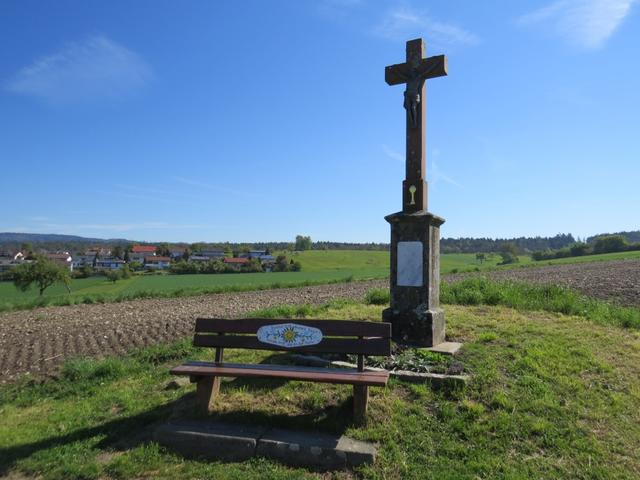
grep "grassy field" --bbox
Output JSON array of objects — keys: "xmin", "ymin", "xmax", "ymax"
[
  {"xmin": 2, "ymin": 288, "xmax": 639, "ymax": 479},
  {"xmin": 1, "ymin": 249, "xmax": 639, "ymax": 312},
  {"xmin": 0, "ymin": 251, "xmax": 506, "ymax": 305},
  {"xmin": 528, "ymin": 249, "xmax": 640, "ymax": 266}
]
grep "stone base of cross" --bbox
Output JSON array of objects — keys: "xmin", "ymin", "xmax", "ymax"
[{"xmin": 382, "ymin": 210, "xmax": 445, "ymax": 346}]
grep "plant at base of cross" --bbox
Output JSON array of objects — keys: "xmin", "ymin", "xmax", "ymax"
[
  {"xmin": 352, "ymin": 345, "xmax": 458, "ymax": 375},
  {"xmin": 12, "ymin": 255, "xmax": 72, "ymax": 296}
]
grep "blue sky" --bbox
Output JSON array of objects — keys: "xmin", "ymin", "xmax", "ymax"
[{"xmin": 1, "ymin": 0, "xmax": 638, "ymax": 243}]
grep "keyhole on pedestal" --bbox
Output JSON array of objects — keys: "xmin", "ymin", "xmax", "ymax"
[{"xmin": 408, "ymin": 185, "xmax": 417, "ymax": 205}]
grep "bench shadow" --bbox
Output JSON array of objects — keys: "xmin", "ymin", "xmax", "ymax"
[
  {"xmin": 1, "ymin": 375, "xmax": 355, "ymax": 475},
  {"xmin": 0, "ymin": 396, "xmax": 190, "ymax": 476},
  {"xmin": 198, "ymin": 395, "xmax": 354, "ymax": 436},
  {"xmin": 219, "ymin": 352, "xmax": 330, "ymax": 393},
  {"xmin": 209, "ymin": 352, "xmax": 355, "ymax": 434}
]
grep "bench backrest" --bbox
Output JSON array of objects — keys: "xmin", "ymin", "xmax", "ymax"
[{"xmin": 194, "ymin": 318, "xmax": 391, "ymax": 356}]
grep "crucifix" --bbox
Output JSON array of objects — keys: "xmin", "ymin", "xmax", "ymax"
[
  {"xmin": 382, "ymin": 38, "xmax": 459, "ymax": 353},
  {"xmin": 385, "ymin": 38, "xmax": 447, "ymax": 213}
]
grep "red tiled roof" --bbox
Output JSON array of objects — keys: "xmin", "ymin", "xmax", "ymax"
[
  {"xmin": 146, "ymin": 256, "xmax": 171, "ymax": 262},
  {"xmin": 132, "ymin": 245, "xmax": 157, "ymax": 253},
  {"xmin": 224, "ymin": 257, "xmax": 249, "ymax": 264}
]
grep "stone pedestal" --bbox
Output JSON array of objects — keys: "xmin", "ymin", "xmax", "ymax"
[{"xmin": 382, "ymin": 210, "xmax": 445, "ymax": 347}]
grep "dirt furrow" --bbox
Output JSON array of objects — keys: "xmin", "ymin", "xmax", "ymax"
[{"xmin": 0, "ymin": 280, "xmax": 386, "ymax": 383}]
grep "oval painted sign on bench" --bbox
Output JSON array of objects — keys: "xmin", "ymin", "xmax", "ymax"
[{"xmin": 256, "ymin": 323, "xmax": 323, "ymax": 348}]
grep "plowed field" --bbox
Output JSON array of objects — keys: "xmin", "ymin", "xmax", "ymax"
[{"xmin": 1, "ymin": 259, "xmax": 638, "ymax": 383}]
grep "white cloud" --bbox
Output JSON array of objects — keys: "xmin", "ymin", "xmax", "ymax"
[
  {"xmin": 374, "ymin": 6, "xmax": 479, "ymax": 48},
  {"xmin": 430, "ymin": 149, "xmax": 462, "ymax": 188},
  {"xmin": 5, "ymin": 35, "xmax": 152, "ymax": 103},
  {"xmin": 41, "ymin": 222, "xmax": 203, "ymax": 233},
  {"xmin": 518, "ymin": 0, "xmax": 636, "ymax": 49},
  {"xmin": 382, "ymin": 144, "xmax": 404, "ymax": 163}
]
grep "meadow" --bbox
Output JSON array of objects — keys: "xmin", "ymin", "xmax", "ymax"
[
  {"xmin": 2, "ymin": 288, "xmax": 639, "ymax": 479},
  {"xmin": 1, "ymin": 249, "xmax": 639, "ymax": 312}
]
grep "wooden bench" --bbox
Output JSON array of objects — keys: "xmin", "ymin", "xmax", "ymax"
[{"xmin": 171, "ymin": 318, "xmax": 391, "ymax": 422}]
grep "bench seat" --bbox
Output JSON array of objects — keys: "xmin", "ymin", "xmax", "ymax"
[
  {"xmin": 172, "ymin": 361, "xmax": 389, "ymax": 387},
  {"xmin": 174, "ymin": 318, "xmax": 392, "ymax": 422}
]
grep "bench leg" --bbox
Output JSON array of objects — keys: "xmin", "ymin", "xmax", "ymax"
[
  {"xmin": 353, "ymin": 385, "xmax": 369, "ymax": 424},
  {"xmin": 196, "ymin": 376, "xmax": 221, "ymax": 414}
]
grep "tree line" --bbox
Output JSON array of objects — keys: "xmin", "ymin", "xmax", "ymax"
[
  {"xmin": 531, "ymin": 235, "xmax": 640, "ymax": 261},
  {"xmin": 3, "ymin": 231, "xmax": 639, "ymax": 256}
]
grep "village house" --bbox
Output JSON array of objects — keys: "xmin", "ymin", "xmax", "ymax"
[
  {"xmin": 72, "ymin": 254, "xmax": 96, "ymax": 269},
  {"xmin": 188, "ymin": 255, "xmax": 210, "ymax": 263},
  {"xmin": 144, "ymin": 256, "xmax": 171, "ymax": 269},
  {"xmin": 0, "ymin": 251, "xmax": 24, "ymax": 273},
  {"xmin": 223, "ymin": 257, "xmax": 249, "ymax": 270},
  {"xmin": 95, "ymin": 258, "xmax": 126, "ymax": 270},
  {"xmin": 46, "ymin": 253, "xmax": 73, "ymax": 271},
  {"xmin": 85, "ymin": 247, "xmax": 111, "ymax": 257},
  {"xmin": 130, "ymin": 245, "xmax": 157, "ymax": 263},
  {"xmin": 169, "ymin": 247, "xmax": 187, "ymax": 259},
  {"xmin": 199, "ymin": 250, "xmax": 225, "ymax": 260}
]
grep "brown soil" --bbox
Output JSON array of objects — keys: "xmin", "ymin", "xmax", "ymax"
[
  {"xmin": 1, "ymin": 259, "xmax": 638, "ymax": 384},
  {"xmin": 0, "ymin": 280, "xmax": 386, "ymax": 384}
]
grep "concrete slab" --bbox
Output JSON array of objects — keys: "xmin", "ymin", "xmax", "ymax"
[
  {"xmin": 424, "ymin": 341, "xmax": 463, "ymax": 356},
  {"xmin": 154, "ymin": 421, "xmax": 267, "ymax": 462},
  {"xmin": 256, "ymin": 428, "xmax": 376, "ymax": 470},
  {"xmin": 154, "ymin": 421, "xmax": 377, "ymax": 470}
]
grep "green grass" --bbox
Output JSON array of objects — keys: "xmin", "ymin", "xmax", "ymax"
[
  {"xmin": 2, "ymin": 297, "xmax": 640, "ymax": 478},
  {"xmin": 251, "ymin": 278, "xmax": 640, "ymax": 331},
  {"xmin": 285, "ymin": 249, "xmax": 389, "ymax": 272},
  {"xmin": 529, "ymin": 249, "xmax": 640, "ymax": 266},
  {"xmin": 0, "ymin": 269, "xmax": 378, "ymax": 312},
  {"xmin": 1, "ymin": 249, "xmax": 639, "ymax": 313}
]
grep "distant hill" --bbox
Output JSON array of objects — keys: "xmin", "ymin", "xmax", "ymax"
[
  {"xmin": 0, "ymin": 233, "xmax": 133, "ymax": 254},
  {"xmin": 0, "ymin": 233, "xmax": 131, "ymax": 244}
]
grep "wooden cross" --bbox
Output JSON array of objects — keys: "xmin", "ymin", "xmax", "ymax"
[{"xmin": 385, "ymin": 38, "xmax": 447, "ymax": 213}]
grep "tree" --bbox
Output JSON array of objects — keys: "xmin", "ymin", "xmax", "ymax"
[
  {"xmin": 499, "ymin": 242, "xmax": 519, "ymax": 265},
  {"xmin": 475, "ymin": 253, "xmax": 486, "ymax": 264},
  {"xmin": 569, "ymin": 243, "xmax": 589, "ymax": 256},
  {"xmin": 274, "ymin": 255, "xmax": 289, "ymax": 272},
  {"xmin": 191, "ymin": 242, "xmax": 206, "ymax": 254},
  {"xmin": 112, "ymin": 245, "xmax": 123, "ymax": 259},
  {"xmin": 294, "ymin": 235, "xmax": 312, "ymax": 251},
  {"xmin": 106, "ymin": 269, "xmax": 121, "ymax": 284},
  {"xmin": 156, "ymin": 243, "xmax": 170, "ymax": 257},
  {"xmin": 12, "ymin": 256, "xmax": 71, "ymax": 296},
  {"xmin": 593, "ymin": 235, "xmax": 628, "ymax": 254},
  {"xmin": 120, "ymin": 264, "xmax": 132, "ymax": 279},
  {"xmin": 20, "ymin": 242, "xmax": 33, "ymax": 256},
  {"xmin": 79, "ymin": 265, "xmax": 94, "ymax": 278}
]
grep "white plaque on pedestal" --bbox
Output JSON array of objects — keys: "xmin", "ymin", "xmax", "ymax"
[{"xmin": 397, "ymin": 241, "xmax": 423, "ymax": 287}]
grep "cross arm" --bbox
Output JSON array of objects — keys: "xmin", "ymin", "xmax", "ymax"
[
  {"xmin": 385, "ymin": 62, "xmax": 410, "ymax": 86},
  {"xmin": 385, "ymin": 54, "xmax": 448, "ymax": 86}
]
